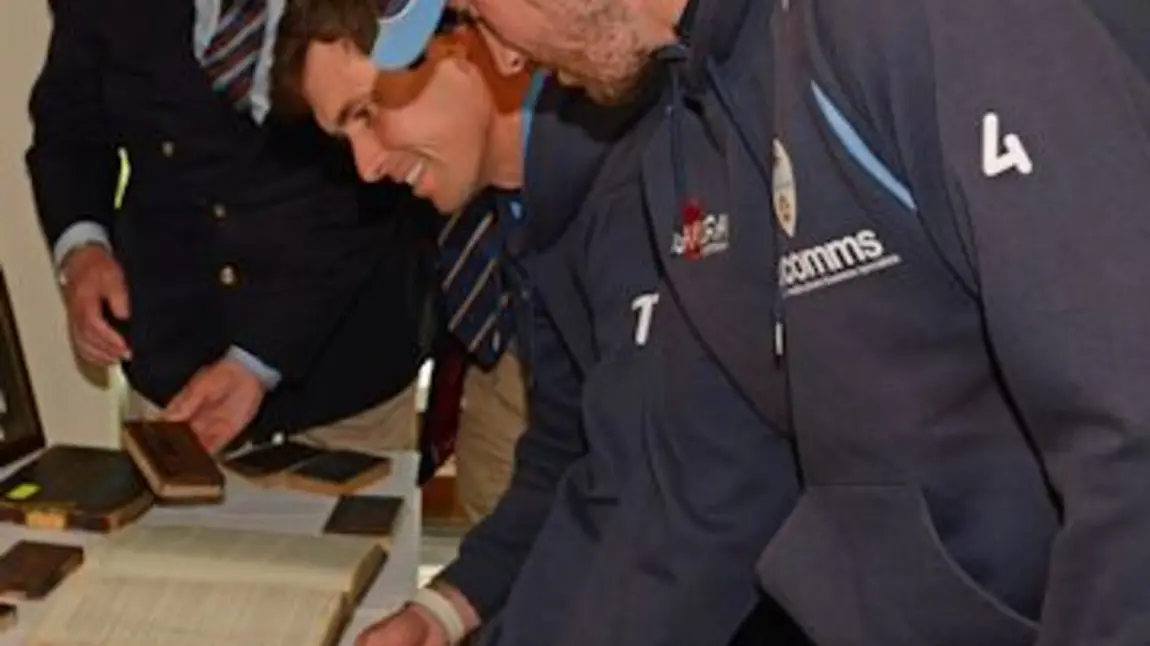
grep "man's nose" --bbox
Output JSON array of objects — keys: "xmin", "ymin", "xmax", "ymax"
[{"xmin": 349, "ymin": 133, "xmax": 387, "ymax": 182}]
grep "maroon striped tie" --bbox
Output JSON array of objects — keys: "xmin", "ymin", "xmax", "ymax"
[{"xmin": 203, "ymin": 0, "xmax": 268, "ymax": 108}]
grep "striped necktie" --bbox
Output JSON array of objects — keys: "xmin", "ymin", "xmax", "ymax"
[
  {"xmin": 203, "ymin": 0, "xmax": 268, "ymax": 109},
  {"xmin": 438, "ymin": 191, "xmax": 522, "ymax": 368}
]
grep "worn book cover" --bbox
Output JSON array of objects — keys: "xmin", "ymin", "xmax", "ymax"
[
  {"xmin": 322, "ymin": 495, "xmax": 404, "ymax": 550},
  {"xmin": 0, "ymin": 541, "xmax": 83, "ymax": 600},
  {"xmin": 122, "ymin": 421, "xmax": 224, "ymax": 503},
  {"xmin": 27, "ymin": 524, "xmax": 385, "ymax": 646},
  {"xmin": 280, "ymin": 451, "xmax": 392, "ymax": 497},
  {"xmin": 222, "ymin": 441, "xmax": 325, "ymax": 483},
  {"xmin": 0, "ymin": 445, "xmax": 153, "ymax": 532}
]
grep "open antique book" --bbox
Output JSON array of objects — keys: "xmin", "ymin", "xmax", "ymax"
[{"xmin": 27, "ymin": 524, "xmax": 386, "ymax": 646}]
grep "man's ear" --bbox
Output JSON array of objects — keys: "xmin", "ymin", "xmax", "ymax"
[{"xmin": 474, "ymin": 22, "xmax": 526, "ymax": 77}]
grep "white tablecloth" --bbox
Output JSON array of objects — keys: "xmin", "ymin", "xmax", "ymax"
[{"xmin": 0, "ymin": 449, "xmax": 421, "ymax": 645}]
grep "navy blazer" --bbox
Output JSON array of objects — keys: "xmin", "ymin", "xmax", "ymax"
[{"xmin": 26, "ymin": 0, "xmax": 434, "ymax": 440}]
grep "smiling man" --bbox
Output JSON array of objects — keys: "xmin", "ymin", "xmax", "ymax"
[
  {"xmin": 275, "ymin": 6, "xmax": 539, "ymax": 529},
  {"xmin": 270, "ymin": 3, "xmax": 806, "ymax": 646}
]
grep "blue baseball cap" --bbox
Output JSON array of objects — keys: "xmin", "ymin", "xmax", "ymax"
[{"xmin": 370, "ymin": 0, "xmax": 450, "ymax": 70}]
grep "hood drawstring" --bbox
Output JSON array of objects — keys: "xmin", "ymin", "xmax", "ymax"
[
  {"xmin": 655, "ymin": 44, "xmax": 787, "ymax": 362},
  {"xmin": 655, "ymin": 44, "xmax": 704, "ymax": 262}
]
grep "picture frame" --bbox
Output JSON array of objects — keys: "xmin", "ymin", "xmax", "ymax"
[{"xmin": 0, "ymin": 266, "xmax": 47, "ymax": 467}]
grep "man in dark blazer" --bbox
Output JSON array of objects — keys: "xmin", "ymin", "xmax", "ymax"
[{"xmin": 25, "ymin": 0, "xmax": 434, "ymax": 453}]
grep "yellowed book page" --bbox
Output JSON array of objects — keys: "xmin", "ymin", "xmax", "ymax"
[
  {"xmin": 86, "ymin": 525, "xmax": 380, "ymax": 594},
  {"xmin": 28, "ymin": 571, "xmax": 345, "ymax": 646}
]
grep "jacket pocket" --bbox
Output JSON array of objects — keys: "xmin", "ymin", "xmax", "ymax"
[{"xmin": 757, "ymin": 485, "xmax": 1037, "ymax": 646}]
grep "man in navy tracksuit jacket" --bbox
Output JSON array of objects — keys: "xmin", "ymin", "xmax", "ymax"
[
  {"xmin": 452, "ymin": 0, "xmax": 1150, "ymax": 643},
  {"xmin": 449, "ymin": 76, "xmax": 805, "ymax": 646},
  {"xmin": 756, "ymin": 1, "xmax": 1150, "ymax": 645},
  {"xmin": 442, "ymin": 23, "xmax": 807, "ymax": 646}
]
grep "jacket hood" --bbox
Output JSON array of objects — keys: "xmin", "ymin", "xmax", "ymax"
[{"xmin": 520, "ymin": 78, "xmax": 641, "ymax": 254}]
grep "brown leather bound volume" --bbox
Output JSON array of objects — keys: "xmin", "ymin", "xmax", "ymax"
[
  {"xmin": 322, "ymin": 496, "xmax": 404, "ymax": 551},
  {"xmin": 0, "ymin": 541, "xmax": 83, "ymax": 600},
  {"xmin": 0, "ymin": 445, "xmax": 153, "ymax": 532},
  {"xmin": 222, "ymin": 441, "xmax": 326, "ymax": 484},
  {"xmin": 279, "ymin": 451, "xmax": 392, "ymax": 497},
  {"xmin": 122, "ymin": 422, "xmax": 224, "ymax": 504}
]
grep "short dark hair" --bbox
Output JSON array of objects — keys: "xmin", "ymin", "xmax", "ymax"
[{"xmin": 271, "ymin": 0, "xmax": 380, "ymax": 120}]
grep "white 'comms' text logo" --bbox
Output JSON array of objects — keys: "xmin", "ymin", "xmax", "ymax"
[{"xmin": 779, "ymin": 229, "xmax": 901, "ymax": 297}]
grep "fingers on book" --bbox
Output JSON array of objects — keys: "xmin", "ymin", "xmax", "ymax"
[{"xmin": 121, "ymin": 421, "xmax": 225, "ymax": 504}]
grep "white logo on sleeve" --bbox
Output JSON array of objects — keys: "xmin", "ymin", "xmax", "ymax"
[
  {"xmin": 982, "ymin": 111, "xmax": 1033, "ymax": 177},
  {"xmin": 631, "ymin": 293, "xmax": 660, "ymax": 347}
]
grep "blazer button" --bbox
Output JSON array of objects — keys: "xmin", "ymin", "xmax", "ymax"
[
  {"xmin": 212, "ymin": 203, "xmax": 227, "ymax": 219},
  {"xmin": 219, "ymin": 265, "xmax": 237, "ymax": 286},
  {"xmin": 161, "ymin": 141, "xmax": 175, "ymax": 157}
]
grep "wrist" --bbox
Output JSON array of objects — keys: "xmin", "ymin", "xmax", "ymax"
[
  {"xmin": 58, "ymin": 243, "xmax": 109, "ymax": 287},
  {"xmin": 409, "ymin": 583, "xmax": 479, "ymax": 645},
  {"xmin": 428, "ymin": 579, "xmax": 481, "ymax": 633}
]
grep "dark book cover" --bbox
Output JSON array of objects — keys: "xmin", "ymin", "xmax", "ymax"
[
  {"xmin": 0, "ymin": 541, "xmax": 83, "ymax": 600},
  {"xmin": 222, "ymin": 441, "xmax": 325, "ymax": 481},
  {"xmin": 122, "ymin": 422, "xmax": 224, "ymax": 502},
  {"xmin": 322, "ymin": 495, "xmax": 404, "ymax": 549},
  {"xmin": 281, "ymin": 451, "xmax": 392, "ymax": 496},
  {"xmin": 0, "ymin": 445, "xmax": 154, "ymax": 532}
]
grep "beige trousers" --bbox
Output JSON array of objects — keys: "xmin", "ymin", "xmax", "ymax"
[
  {"xmin": 455, "ymin": 352, "xmax": 528, "ymax": 524},
  {"xmin": 124, "ymin": 382, "xmax": 420, "ymax": 456}
]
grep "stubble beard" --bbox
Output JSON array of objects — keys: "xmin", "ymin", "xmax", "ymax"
[{"xmin": 540, "ymin": 0, "xmax": 655, "ymax": 105}]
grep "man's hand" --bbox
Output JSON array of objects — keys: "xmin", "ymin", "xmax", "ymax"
[
  {"xmin": 61, "ymin": 245, "xmax": 130, "ymax": 366},
  {"xmin": 355, "ymin": 604, "xmax": 449, "ymax": 646},
  {"xmin": 357, "ymin": 582, "xmax": 481, "ymax": 646},
  {"xmin": 162, "ymin": 357, "xmax": 266, "ymax": 452}
]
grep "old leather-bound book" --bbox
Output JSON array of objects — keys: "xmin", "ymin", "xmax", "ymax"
[
  {"xmin": 222, "ymin": 441, "xmax": 326, "ymax": 485},
  {"xmin": 223, "ymin": 442, "xmax": 392, "ymax": 496},
  {"xmin": 27, "ymin": 525, "xmax": 385, "ymax": 646},
  {"xmin": 122, "ymin": 421, "xmax": 224, "ymax": 504},
  {"xmin": 279, "ymin": 451, "xmax": 393, "ymax": 497},
  {"xmin": 322, "ymin": 495, "xmax": 404, "ymax": 551},
  {"xmin": 0, "ymin": 445, "xmax": 153, "ymax": 532},
  {"xmin": 0, "ymin": 541, "xmax": 84, "ymax": 600}
]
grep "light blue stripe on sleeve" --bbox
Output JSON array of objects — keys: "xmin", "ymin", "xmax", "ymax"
[{"xmin": 810, "ymin": 81, "xmax": 917, "ymax": 212}]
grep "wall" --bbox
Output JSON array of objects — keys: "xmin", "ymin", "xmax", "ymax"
[{"xmin": 0, "ymin": 2, "xmax": 119, "ymax": 447}]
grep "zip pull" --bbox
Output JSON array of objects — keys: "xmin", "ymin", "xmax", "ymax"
[{"xmin": 774, "ymin": 320, "xmax": 785, "ymax": 358}]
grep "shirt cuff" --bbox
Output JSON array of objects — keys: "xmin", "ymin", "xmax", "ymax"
[
  {"xmin": 226, "ymin": 346, "xmax": 283, "ymax": 392},
  {"xmin": 52, "ymin": 222, "xmax": 111, "ymax": 271}
]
